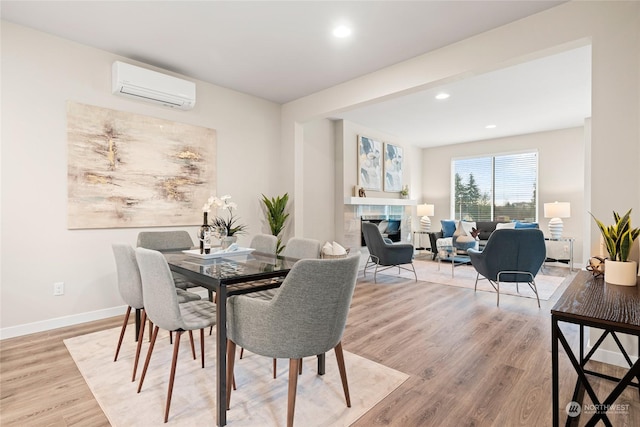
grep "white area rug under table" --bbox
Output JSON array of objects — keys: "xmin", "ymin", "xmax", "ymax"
[{"xmin": 64, "ymin": 327, "xmax": 408, "ymax": 426}]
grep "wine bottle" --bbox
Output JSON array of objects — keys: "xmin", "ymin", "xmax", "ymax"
[{"xmin": 199, "ymin": 212, "xmax": 212, "ymax": 254}]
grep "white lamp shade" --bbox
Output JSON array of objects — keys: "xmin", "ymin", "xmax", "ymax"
[
  {"xmin": 544, "ymin": 202, "xmax": 570, "ymax": 219},
  {"xmin": 417, "ymin": 204, "xmax": 434, "ymax": 217}
]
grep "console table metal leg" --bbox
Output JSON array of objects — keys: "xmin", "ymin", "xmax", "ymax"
[{"xmin": 552, "ymin": 316, "xmax": 559, "ymax": 427}]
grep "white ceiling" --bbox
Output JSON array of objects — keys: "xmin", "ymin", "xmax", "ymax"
[{"xmin": 1, "ymin": 1, "xmax": 589, "ymax": 147}]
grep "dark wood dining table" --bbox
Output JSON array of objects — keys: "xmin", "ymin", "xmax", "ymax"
[{"xmin": 163, "ymin": 249, "xmax": 323, "ymax": 427}]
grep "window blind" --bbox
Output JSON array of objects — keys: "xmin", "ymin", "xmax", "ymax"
[{"xmin": 452, "ymin": 151, "xmax": 538, "ymax": 222}]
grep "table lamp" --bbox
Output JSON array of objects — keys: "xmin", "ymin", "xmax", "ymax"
[
  {"xmin": 417, "ymin": 203, "xmax": 435, "ymax": 232},
  {"xmin": 544, "ymin": 201, "xmax": 570, "ymax": 239}
]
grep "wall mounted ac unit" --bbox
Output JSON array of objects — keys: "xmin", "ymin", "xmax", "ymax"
[{"xmin": 112, "ymin": 61, "xmax": 196, "ymax": 110}]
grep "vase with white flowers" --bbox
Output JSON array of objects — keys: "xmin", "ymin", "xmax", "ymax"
[{"xmin": 204, "ymin": 195, "xmax": 247, "ymax": 246}]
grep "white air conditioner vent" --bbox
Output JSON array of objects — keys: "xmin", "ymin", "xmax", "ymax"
[{"xmin": 112, "ymin": 61, "xmax": 196, "ymax": 110}]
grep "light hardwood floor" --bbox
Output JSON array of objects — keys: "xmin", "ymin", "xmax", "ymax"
[{"xmin": 1, "ymin": 262, "xmax": 638, "ymax": 426}]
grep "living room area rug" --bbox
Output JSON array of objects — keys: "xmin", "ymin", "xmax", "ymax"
[
  {"xmin": 368, "ymin": 258, "xmax": 570, "ymax": 301},
  {"xmin": 64, "ymin": 326, "xmax": 408, "ymax": 426}
]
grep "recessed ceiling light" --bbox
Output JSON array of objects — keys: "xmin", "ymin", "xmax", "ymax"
[
  {"xmin": 485, "ymin": 124, "xmax": 497, "ymax": 129},
  {"xmin": 333, "ymin": 25, "xmax": 352, "ymax": 38},
  {"xmin": 435, "ymin": 93, "xmax": 450, "ymax": 100}
]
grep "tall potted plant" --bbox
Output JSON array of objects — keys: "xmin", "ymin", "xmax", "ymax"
[
  {"xmin": 261, "ymin": 193, "xmax": 289, "ymax": 255},
  {"xmin": 590, "ymin": 209, "xmax": 640, "ymax": 286}
]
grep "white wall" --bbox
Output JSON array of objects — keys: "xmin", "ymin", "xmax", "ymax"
[
  {"xmin": 0, "ymin": 22, "xmax": 282, "ymax": 336},
  {"xmin": 301, "ymin": 119, "xmax": 335, "ymax": 242},
  {"xmin": 422, "ymin": 126, "xmax": 585, "ymax": 265}
]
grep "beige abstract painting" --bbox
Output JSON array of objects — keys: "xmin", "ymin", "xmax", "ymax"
[{"xmin": 67, "ymin": 102, "xmax": 216, "ymax": 229}]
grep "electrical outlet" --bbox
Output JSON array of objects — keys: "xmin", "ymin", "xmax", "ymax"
[{"xmin": 53, "ymin": 282, "xmax": 64, "ymax": 296}]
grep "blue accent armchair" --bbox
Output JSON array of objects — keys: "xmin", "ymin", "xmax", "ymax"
[
  {"xmin": 467, "ymin": 228, "xmax": 546, "ymax": 307},
  {"xmin": 361, "ymin": 221, "xmax": 416, "ymax": 283}
]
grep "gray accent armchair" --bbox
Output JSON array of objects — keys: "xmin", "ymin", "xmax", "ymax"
[
  {"xmin": 467, "ymin": 228, "xmax": 546, "ymax": 307},
  {"xmin": 225, "ymin": 254, "xmax": 360, "ymax": 427},
  {"xmin": 361, "ymin": 222, "xmax": 416, "ymax": 282}
]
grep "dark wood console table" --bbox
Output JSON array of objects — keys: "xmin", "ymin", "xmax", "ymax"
[{"xmin": 551, "ymin": 271, "xmax": 640, "ymax": 426}]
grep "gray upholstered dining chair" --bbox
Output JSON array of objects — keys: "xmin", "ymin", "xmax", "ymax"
[
  {"xmin": 467, "ymin": 228, "xmax": 546, "ymax": 307},
  {"xmin": 137, "ymin": 230, "xmax": 206, "ymax": 296},
  {"xmin": 243, "ymin": 236, "xmax": 322, "ymax": 373},
  {"xmin": 361, "ymin": 221, "xmax": 416, "ymax": 282},
  {"xmin": 250, "ymin": 234, "xmax": 278, "ymax": 255},
  {"xmin": 282, "ymin": 237, "xmax": 322, "ymax": 259},
  {"xmin": 134, "ymin": 247, "xmax": 217, "ymax": 423},
  {"xmin": 111, "ymin": 244, "xmax": 201, "ymax": 382},
  {"xmin": 225, "ymin": 254, "xmax": 360, "ymax": 427}
]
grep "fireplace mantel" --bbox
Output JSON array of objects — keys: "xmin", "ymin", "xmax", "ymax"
[{"xmin": 344, "ymin": 197, "xmax": 417, "ymax": 206}]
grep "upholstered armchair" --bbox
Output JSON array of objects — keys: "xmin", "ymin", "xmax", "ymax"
[
  {"xmin": 361, "ymin": 222, "xmax": 416, "ymax": 282},
  {"xmin": 467, "ymin": 228, "xmax": 546, "ymax": 307}
]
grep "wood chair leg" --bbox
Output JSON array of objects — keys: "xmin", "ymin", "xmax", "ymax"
[
  {"xmin": 170, "ymin": 331, "xmax": 173, "ymax": 344},
  {"xmin": 287, "ymin": 359, "xmax": 300, "ymax": 427},
  {"xmin": 114, "ymin": 306, "xmax": 131, "ymax": 361},
  {"xmin": 240, "ymin": 347, "xmax": 244, "ymax": 359},
  {"xmin": 132, "ymin": 309, "xmax": 147, "ymax": 382},
  {"xmin": 273, "ymin": 358, "xmax": 277, "ymax": 378},
  {"xmin": 188, "ymin": 330, "xmax": 196, "ymax": 360},
  {"xmin": 148, "ymin": 319, "xmax": 153, "ymax": 341},
  {"xmin": 334, "ymin": 342, "xmax": 351, "ymax": 407},
  {"xmin": 137, "ymin": 325, "xmax": 159, "ymax": 393},
  {"xmin": 164, "ymin": 330, "xmax": 182, "ymax": 423},
  {"xmin": 226, "ymin": 339, "xmax": 237, "ymax": 409},
  {"xmin": 299, "ymin": 358, "xmax": 302, "ymax": 375}
]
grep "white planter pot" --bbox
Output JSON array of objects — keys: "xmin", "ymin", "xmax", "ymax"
[{"xmin": 604, "ymin": 260, "xmax": 638, "ymax": 286}]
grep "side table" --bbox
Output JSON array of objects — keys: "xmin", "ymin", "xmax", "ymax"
[
  {"xmin": 551, "ymin": 271, "xmax": 640, "ymax": 426},
  {"xmin": 545, "ymin": 236, "xmax": 575, "ymax": 272},
  {"xmin": 413, "ymin": 231, "xmax": 435, "ymax": 259}
]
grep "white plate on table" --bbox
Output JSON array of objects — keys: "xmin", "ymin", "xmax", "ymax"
[{"xmin": 182, "ymin": 248, "xmax": 255, "ymax": 259}]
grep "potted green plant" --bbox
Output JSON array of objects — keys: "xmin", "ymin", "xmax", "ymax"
[
  {"xmin": 590, "ymin": 208, "xmax": 640, "ymax": 286},
  {"xmin": 261, "ymin": 193, "xmax": 289, "ymax": 255},
  {"xmin": 400, "ymin": 185, "xmax": 409, "ymax": 199}
]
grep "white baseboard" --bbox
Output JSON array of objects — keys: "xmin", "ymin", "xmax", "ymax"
[
  {"xmin": 0, "ymin": 305, "xmax": 127, "ymax": 340},
  {"xmin": 588, "ymin": 345, "xmax": 639, "ymax": 368}
]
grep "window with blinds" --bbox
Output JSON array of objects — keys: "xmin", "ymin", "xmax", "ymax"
[{"xmin": 452, "ymin": 151, "xmax": 538, "ymax": 222}]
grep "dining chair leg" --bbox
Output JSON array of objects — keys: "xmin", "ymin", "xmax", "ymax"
[
  {"xmin": 114, "ymin": 306, "xmax": 132, "ymax": 361},
  {"xmin": 273, "ymin": 358, "xmax": 277, "ymax": 378},
  {"xmin": 132, "ymin": 309, "xmax": 147, "ymax": 382},
  {"xmin": 287, "ymin": 359, "xmax": 300, "ymax": 427},
  {"xmin": 164, "ymin": 330, "xmax": 182, "ymax": 423},
  {"xmin": 200, "ymin": 329, "xmax": 205, "ymax": 368},
  {"xmin": 137, "ymin": 325, "xmax": 160, "ymax": 393},
  {"xmin": 240, "ymin": 347, "xmax": 244, "ymax": 359},
  {"xmin": 474, "ymin": 272, "xmax": 480, "ymax": 291},
  {"xmin": 299, "ymin": 358, "xmax": 303, "ymax": 375},
  {"xmin": 334, "ymin": 342, "xmax": 351, "ymax": 407},
  {"xmin": 226, "ymin": 339, "xmax": 237, "ymax": 409},
  {"xmin": 188, "ymin": 330, "xmax": 196, "ymax": 360},
  {"xmin": 169, "ymin": 331, "xmax": 173, "ymax": 344}
]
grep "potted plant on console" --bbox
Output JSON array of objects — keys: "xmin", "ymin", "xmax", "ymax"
[{"xmin": 591, "ymin": 208, "xmax": 640, "ymax": 286}]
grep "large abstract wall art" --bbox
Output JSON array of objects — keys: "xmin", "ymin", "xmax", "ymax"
[
  {"xmin": 358, "ymin": 135, "xmax": 383, "ymax": 191},
  {"xmin": 67, "ymin": 101, "xmax": 216, "ymax": 229}
]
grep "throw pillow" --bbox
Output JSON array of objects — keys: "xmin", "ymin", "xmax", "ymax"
[
  {"xmin": 461, "ymin": 221, "xmax": 477, "ymax": 236},
  {"xmin": 514, "ymin": 221, "xmax": 539, "ymax": 229},
  {"xmin": 495, "ymin": 222, "xmax": 517, "ymax": 230},
  {"xmin": 441, "ymin": 220, "xmax": 457, "ymax": 238}
]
